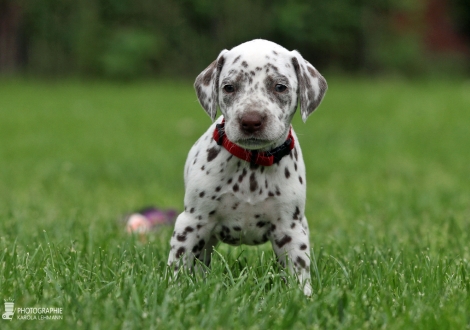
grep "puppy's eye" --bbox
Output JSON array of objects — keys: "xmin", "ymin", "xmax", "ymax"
[
  {"xmin": 223, "ymin": 85, "xmax": 235, "ymax": 93},
  {"xmin": 275, "ymin": 84, "xmax": 287, "ymax": 93}
]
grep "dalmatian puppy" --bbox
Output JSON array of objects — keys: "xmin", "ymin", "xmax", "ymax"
[{"xmin": 168, "ymin": 39, "xmax": 327, "ymax": 296}]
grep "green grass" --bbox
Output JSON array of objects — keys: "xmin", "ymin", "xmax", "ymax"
[{"xmin": 0, "ymin": 77, "xmax": 469, "ymax": 329}]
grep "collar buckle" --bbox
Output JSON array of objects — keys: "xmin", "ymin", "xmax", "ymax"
[{"xmin": 215, "ymin": 122, "xmax": 225, "ymax": 145}]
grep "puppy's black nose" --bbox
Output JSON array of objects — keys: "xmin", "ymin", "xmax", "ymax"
[{"xmin": 240, "ymin": 112, "xmax": 264, "ymax": 134}]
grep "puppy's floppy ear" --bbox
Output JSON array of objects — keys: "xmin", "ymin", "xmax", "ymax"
[
  {"xmin": 291, "ymin": 50, "xmax": 328, "ymax": 122},
  {"xmin": 194, "ymin": 49, "xmax": 228, "ymax": 121}
]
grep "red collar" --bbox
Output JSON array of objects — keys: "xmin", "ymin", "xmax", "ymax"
[{"xmin": 213, "ymin": 119, "xmax": 295, "ymax": 166}]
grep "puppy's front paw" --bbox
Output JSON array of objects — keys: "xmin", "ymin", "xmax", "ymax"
[{"xmin": 303, "ymin": 282, "xmax": 313, "ymax": 297}]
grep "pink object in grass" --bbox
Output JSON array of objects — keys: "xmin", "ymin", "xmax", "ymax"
[{"xmin": 126, "ymin": 207, "xmax": 177, "ymax": 233}]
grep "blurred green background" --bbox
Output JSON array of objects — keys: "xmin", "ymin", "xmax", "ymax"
[{"xmin": 1, "ymin": 0, "xmax": 469, "ymax": 78}]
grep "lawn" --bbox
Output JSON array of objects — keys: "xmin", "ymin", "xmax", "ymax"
[{"xmin": 0, "ymin": 77, "xmax": 469, "ymax": 329}]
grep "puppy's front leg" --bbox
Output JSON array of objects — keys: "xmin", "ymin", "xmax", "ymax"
[
  {"xmin": 167, "ymin": 212, "xmax": 217, "ymax": 274},
  {"xmin": 270, "ymin": 216, "xmax": 312, "ymax": 296}
]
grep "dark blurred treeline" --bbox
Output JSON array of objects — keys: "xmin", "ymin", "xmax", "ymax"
[{"xmin": 0, "ymin": 0, "xmax": 469, "ymax": 78}]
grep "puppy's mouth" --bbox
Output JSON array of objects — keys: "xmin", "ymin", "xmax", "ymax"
[
  {"xmin": 236, "ymin": 138, "xmax": 272, "ymax": 150},
  {"xmin": 225, "ymin": 121, "xmax": 290, "ymax": 150},
  {"xmin": 236, "ymin": 130, "xmax": 290, "ymax": 150}
]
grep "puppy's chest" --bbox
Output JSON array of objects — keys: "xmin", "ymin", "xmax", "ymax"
[
  {"xmin": 186, "ymin": 128, "xmax": 306, "ymax": 245},
  {"xmin": 208, "ymin": 163, "xmax": 289, "ymax": 245}
]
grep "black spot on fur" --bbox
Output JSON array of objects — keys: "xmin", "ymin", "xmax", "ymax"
[
  {"xmin": 233, "ymin": 226, "xmax": 241, "ymax": 231},
  {"xmin": 190, "ymin": 208, "xmax": 195, "ymax": 213},
  {"xmin": 291, "ymin": 222, "xmax": 296, "ymax": 229},
  {"xmin": 300, "ymin": 243, "xmax": 307, "ymax": 250},
  {"xmin": 293, "ymin": 206, "xmax": 300, "ymax": 220},
  {"xmin": 233, "ymin": 184, "xmax": 239, "ymax": 192},
  {"xmin": 209, "ymin": 210, "xmax": 216, "ymax": 216},
  {"xmin": 299, "ymin": 176, "xmax": 303, "ymax": 184},
  {"xmin": 241, "ymin": 61, "xmax": 248, "ymax": 68},
  {"xmin": 199, "ymin": 191, "xmax": 205, "ymax": 198},
  {"xmin": 296, "ymin": 256, "xmax": 307, "ymax": 269},
  {"xmin": 207, "ymin": 147, "xmax": 221, "ymax": 162},
  {"xmin": 285, "ymin": 167, "xmax": 290, "ymax": 179},
  {"xmin": 275, "ymin": 235, "xmax": 292, "ymax": 248},
  {"xmin": 233, "ymin": 55, "xmax": 241, "ymax": 64},
  {"xmin": 177, "ymin": 233, "xmax": 186, "ymax": 242},
  {"xmin": 192, "ymin": 239, "xmax": 205, "ymax": 253},
  {"xmin": 232, "ymin": 202, "xmax": 239, "ymax": 210},
  {"xmin": 215, "ymin": 186, "xmax": 221, "ymax": 192},
  {"xmin": 176, "ymin": 247, "xmax": 185, "ymax": 258},
  {"xmin": 220, "ymin": 226, "xmax": 238, "ymax": 244},
  {"xmin": 249, "ymin": 172, "xmax": 258, "ymax": 192},
  {"xmin": 238, "ymin": 168, "xmax": 247, "ymax": 182},
  {"xmin": 185, "ymin": 226, "xmax": 194, "ymax": 233},
  {"xmin": 256, "ymin": 221, "xmax": 266, "ymax": 227}
]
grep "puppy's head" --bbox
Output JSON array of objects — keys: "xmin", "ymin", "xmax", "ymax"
[{"xmin": 195, "ymin": 39, "xmax": 327, "ymax": 150}]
